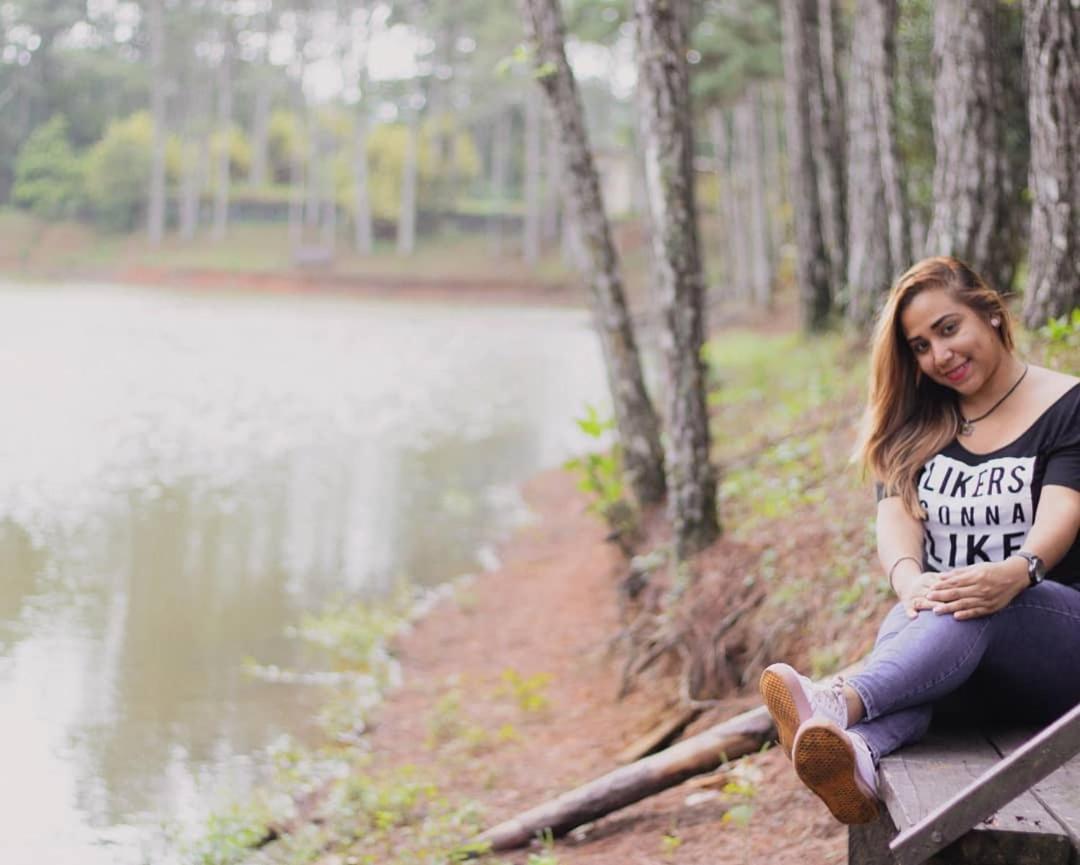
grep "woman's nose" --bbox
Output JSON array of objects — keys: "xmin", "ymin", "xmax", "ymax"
[{"xmin": 932, "ymin": 341, "xmax": 954, "ymax": 368}]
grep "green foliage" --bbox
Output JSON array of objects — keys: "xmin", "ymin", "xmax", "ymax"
[
  {"xmin": 267, "ymin": 109, "xmax": 305, "ymax": 183},
  {"xmin": 691, "ymin": 2, "xmax": 783, "ymax": 107},
  {"xmin": 660, "ymin": 831, "xmax": 683, "ymax": 858},
  {"xmin": 496, "ymin": 668, "xmax": 552, "ymax": 713},
  {"xmin": 563, "ymin": 405, "xmax": 629, "ymax": 524},
  {"xmin": 350, "ymin": 117, "xmax": 481, "ymax": 220},
  {"xmin": 12, "ymin": 116, "xmax": 84, "ymax": 219},
  {"xmin": 182, "ymin": 802, "xmax": 273, "ymax": 865},
  {"xmin": 209, "ymin": 125, "xmax": 253, "ymax": 184},
  {"xmin": 83, "ymin": 111, "xmax": 154, "ymax": 231},
  {"xmin": 1039, "ymin": 308, "xmax": 1080, "ymax": 348}
]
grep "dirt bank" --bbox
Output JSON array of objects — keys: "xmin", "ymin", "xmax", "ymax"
[{"xmin": 358, "ymin": 468, "xmax": 848, "ymax": 865}]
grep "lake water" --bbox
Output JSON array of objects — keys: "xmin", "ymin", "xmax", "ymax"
[{"xmin": 0, "ymin": 282, "xmax": 608, "ymax": 864}]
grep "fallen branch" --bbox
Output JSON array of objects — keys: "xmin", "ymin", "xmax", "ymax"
[
  {"xmin": 473, "ymin": 660, "xmax": 867, "ymax": 852},
  {"xmin": 473, "ymin": 703, "xmax": 775, "ymax": 851}
]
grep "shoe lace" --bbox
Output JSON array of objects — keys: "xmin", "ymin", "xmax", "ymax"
[{"xmin": 809, "ymin": 675, "xmax": 848, "ymax": 727}]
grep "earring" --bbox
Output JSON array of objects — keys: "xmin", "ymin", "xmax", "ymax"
[{"xmin": 991, "ymin": 317, "xmax": 1001, "ymax": 327}]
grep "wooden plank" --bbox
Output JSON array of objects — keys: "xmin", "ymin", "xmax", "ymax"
[
  {"xmin": 989, "ymin": 728, "xmax": 1080, "ymax": 853},
  {"xmin": 888, "ymin": 704, "xmax": 1080, "ymax": 865}
]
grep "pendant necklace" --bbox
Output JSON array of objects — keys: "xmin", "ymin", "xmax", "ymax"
[{"xmin": 959, "ymin": 364, "xmax": 1029, "ymax": 437}]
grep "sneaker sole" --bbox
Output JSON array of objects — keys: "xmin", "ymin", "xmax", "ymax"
[
  {"xmin": 792, "ymin": 721, "xmax": 879, "ymax": 825},
  {"xmin": 759, "ymin": 663, "xmax": 813, "ymax": 759}
]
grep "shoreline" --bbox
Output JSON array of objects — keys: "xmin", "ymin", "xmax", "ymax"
[{"xmin": 340, "ymin": 467, "xmax": 848, "ymax": 865}]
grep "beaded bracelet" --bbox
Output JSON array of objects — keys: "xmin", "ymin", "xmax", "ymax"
[{"xmin": 887, "ymin": 555, "xmax": 922, "ymax": 592}]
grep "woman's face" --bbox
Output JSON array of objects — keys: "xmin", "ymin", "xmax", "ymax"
[{"xmin": 899, "ymin": 288, "xmax": 1006, "ymax": 396}]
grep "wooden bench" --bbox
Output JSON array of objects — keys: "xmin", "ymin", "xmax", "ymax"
[{"xmin": 850, "ymin": 703, "xmax": 1080, "ymax": 864}]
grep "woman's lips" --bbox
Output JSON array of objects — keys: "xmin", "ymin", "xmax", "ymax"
[{"xmin": 944, "ymin": 361, "xmax": 970, "ymax": 383}]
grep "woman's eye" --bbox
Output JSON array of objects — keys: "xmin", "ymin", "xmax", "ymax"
[{"xmin": 942, "ymin": 323, "xmax": 957, "ymax": 335}]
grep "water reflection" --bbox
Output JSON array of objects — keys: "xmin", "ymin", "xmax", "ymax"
[{"xmin": 0, "ymin": 284, "xmax": 606, "ymax": 862}]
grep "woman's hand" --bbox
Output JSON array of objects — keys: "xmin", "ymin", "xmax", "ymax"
[
  {"xmin": 924, "ymin": 558, "xmax": 1030, "ymax": 620},
  {"xmin": 897, "ymin": 572, "xmax": 942, "ymax": 619}
]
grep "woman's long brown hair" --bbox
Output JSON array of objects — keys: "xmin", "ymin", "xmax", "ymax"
[{"xmin": 854, "ymin": 257, "xmax": 1015, "ymax": 518}]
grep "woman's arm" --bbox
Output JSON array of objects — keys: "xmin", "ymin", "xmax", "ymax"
[
  {"xmin": 877, "ymin": 496, "xmax": 938, "ymax": 618},
  {"xmin": 927, "ymin": 484, "xmax": 1080, "ymax": 619}
]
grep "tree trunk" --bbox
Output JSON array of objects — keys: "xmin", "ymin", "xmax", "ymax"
[
  {"xmin": 634, "ymin": 0, "xmax": 720, "ymax": 558},
  {"xmin": 397, "ymin": 101, "xmax": 419, "ymax": 256},
  {"xmin": 1021, "ymin": 0, "xmax": 1079, "ymax": 327},
  {"xmin": 761, "ymin": 83, "xmax": 788, "ymax": 277},
  {"xmin": 524, "ymin": 86, "xmax": 543, "ymax": 265},
  {"xmin": 488, "ymin": 111, "xmax": 511, "ymax": 257},
  {"xmin": 814, "ymin": 0, "xmax": 848, "ymax": 296},
  {"xmin": 707, "ymin": 108, "xmax": 743, "ymax": 301},
  {"xmin": 353, "ymin": 25, "xmax": 374, "ymax": 255},
  {"xmin": 353, "ymin": 107, "xmax": 374, "ymax": 254},
  {"xmin": 475, "ymin": 705, "xmax": 774, "ymax": 850},
  {"xmin": 249, "ymin": 82, "xmax": 271, "ymax": 188},
  {"xmin": 305, "ymin": 112, "xmax": 320, "ymax": 229},
  {"xmin": 212, "ymin": 34, "xmax": 232, "ymax": 242},
  {"xmin": 781, "ymin": 0, "xmax": 833, "ymax": 330},
  {"xmin": 146, "ymin": 0, "xmax": 167, "ymax": 246},
  {"xmin": 542, "ymin": 128, "xmax": 561, "ymax": 247},
  {"xmin": 518, "ymin": 0, "xmax": 667, "ymax": 507},
  {"xmin": 735, "ymin": 89, "xmax": 773, "ymax": 307},
  {"xmin": 925, "ymin": 1, "xmax": 1028, "ymax": 293},
  {"xmin": 179, "ymin": 137, "xmax": 206, "ymax": 241},
  {"xmin": 248, "ymin": 6, "xmax": 273, "ymax": 189},
  {"xmin": 846, "ymin": 0, "xmax": 909, "ymax": 329}
]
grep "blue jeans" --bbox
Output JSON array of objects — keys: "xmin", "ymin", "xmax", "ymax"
[{"xmin": 846, "ymin": 581, "xmax": 1080, "ymax": 764}]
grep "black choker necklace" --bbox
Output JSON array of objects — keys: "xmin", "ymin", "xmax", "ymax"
[{"xmin": 959, "ymin": 364, "xmax": 1029, "ymax": 436}]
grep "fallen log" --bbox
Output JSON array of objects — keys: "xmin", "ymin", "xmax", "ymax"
[
  {"xmin": 615, "ymin": 705, "xmax": 702, "ymax": 764},
  {"xmin": 474, "ymin": 703, "xmax": 775, "ymax": 851}
]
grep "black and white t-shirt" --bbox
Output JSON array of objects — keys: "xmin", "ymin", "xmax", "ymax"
[{"xmin": 917, "ymin": 382, "xmax": 1080, "ymax": 586}]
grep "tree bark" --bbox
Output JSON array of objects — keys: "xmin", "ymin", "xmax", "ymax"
[
  {"xmin": 147, "ymin": 0, "xmax": 167, "ymax": 246},
  {"xmin": 475, "ymin": 705, "xmax": 774, "ymax": 850},
  {"xmin": 816, "ymin": 0, "xmax": 848, "ymax": 295},
  {"xmin": 1021, "ymin": 0, "xmax": 1080, "ymax": 327},
  {"xmin": 212, "ymin": 29, "xmax": 233, "ymax": 243},
  {"xmin": 524, "ymin": 86, "xmax": 543, "ymax": 265},
  {"xmin": 248, "ymin": 5, "xmax": 273, "ymax": 188},
  {"xmin": 846, "ymin": 0, "xmax": 909, "ymax": 329},
  {"xmin": 634, "ymin": 0, "xmax": 720, "ymax": 558},
  {"xmin": 542, "ymin": 128, "xmax": 561, "ymax": 247},
  {"xmin": 925, "ymin": 1, "xmax": 1028, "ymax": 293},
  {"xmin": 735, "ymin": 89, "xmax": 773, "ymax": 307},
  {"xmin": 518, "ymin": 0, "xmax": 667, "ymax": 507},
  {"xmin": 397, "ymin": 100, "xmax": 419, "ymax": 256},
  {"xmin": 781, "ymin": 0, "xmax": 833, "ymax": 330},
  {"xmin": 179, "ymin": 137, "xmax": 206, "ymax": 241},
  {"xmin": 761, "ymin": 83, "xmax": 788, "ymax": 277},
  {"xmin": 353, "ymin": 106, "xmax": 374, "ymax": 254},
  {"xmin": 488, "ymin": 110, "xmax": 511, "ymax": 257},
  {"xmin": 707, "ymin": 108, "xmax": 746, "ymax": 301}
]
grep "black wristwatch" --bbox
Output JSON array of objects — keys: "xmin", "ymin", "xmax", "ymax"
[{"xmin": 1013, "ymin": 550, "xmax": 1046, "ymax": 587}]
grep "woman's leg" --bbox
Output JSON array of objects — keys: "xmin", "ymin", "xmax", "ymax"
[{"xmin": 847, "ymin": 582, "xmax": 1080, "ymax": 762}]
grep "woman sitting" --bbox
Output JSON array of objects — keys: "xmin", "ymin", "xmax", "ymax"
[{"xmin": 760, "ymin": 256, "xmax": 1080, "ymax": 824}]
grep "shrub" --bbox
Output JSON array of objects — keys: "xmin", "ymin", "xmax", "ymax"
[
  {"xmin": 83, "ymin": 111, "xmax": 154, "ymax": 231},
  {"xmin": 12, "ymin": 116, "xmax": 84, "ymax": 219}
]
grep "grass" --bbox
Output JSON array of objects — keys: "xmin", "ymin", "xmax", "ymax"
[{"xmin": 0, "ymin": 207, "xmax": 580, "ymax": 286}]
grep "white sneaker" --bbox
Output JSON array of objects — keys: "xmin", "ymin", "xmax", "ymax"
[
  {"xmin": 792, "ymin": 720, "xmax": 879, "ymax": 824},
  {"xmin": 759, "ymin": 662, "xmax": 849, "ymax": 758}
]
